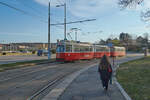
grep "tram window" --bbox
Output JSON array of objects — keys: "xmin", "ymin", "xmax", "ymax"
[
  {"xmin": 83, "ymin": 46, "xmax": 92, "ymax": 52},
  {"xmin": 103, "ymin": 48, "xmax": 106, "ymax": 51},
  {"xmin": 96, "ymin": 47, "xmax": 101, "ymax": 52},
  {"xmin": 101, "ymin": 47, "xmax": 106, "ymax": 52},
  {"xmin": 57, "ymin": 45, "xmax": 64, "ymax": 52},
  {"xmin": 89, "ymin": 47, "xmax": 93, "ymax": 51},
  {"xmin": 85, "ymin": 46, "xmax": 89, "ymax": 51},
  {"xmin": 111, "ymin": 47, "xmax": 115, "ymax": 52},
  {"xmin": 121, "ymin": 48, "xmax": 124, "ymax": 51},
  {"xmin": 105, "ymin": 48, "xmax": 108, "ymax": 51},
  {"xmin": 80, "ymin": 46, "xmax": 84, "ymax": 52},
  {"xmin": 66, "ymin": 45, "xmax": 72, "ymax": 52},
  {"xmin": 74, "ymin": 45, "xmax": 80, "ymax": 52}
]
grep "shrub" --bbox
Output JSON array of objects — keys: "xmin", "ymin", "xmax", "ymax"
[
  {"xmin": 2, "ymin": 52, "xmax": 6, "ymax": 55},
  {"xmin": 32, "ymin": 51, "xmax": 36, "ymax": 54},
  {"xmin": 51, "ymin": 49, "xmax": 56, "ymax": 54}
]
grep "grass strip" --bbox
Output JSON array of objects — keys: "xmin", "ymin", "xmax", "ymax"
[
  {"xmin": 117, "ymin": 56, "xmax": 150, "ymax": 100},
  {"xmin": 0, "ymin": 59, "xmax": 55, "ymax": 72}
]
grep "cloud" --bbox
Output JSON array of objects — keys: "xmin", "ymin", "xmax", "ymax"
[
  {"xmin": 34, "ymin": 0, "xmax": 61, "ymax": 6},
  {"xmin": 34, "ymin": 0, "xmax": 49, "ymax": 6},
  {"xmin": 34, "ymin": 0, "xmax": 118, "ymax": 17},
  {"xmin": 34, "ymin": 0, "xmax": 150, "ymax": 18},
  {"xmin": 143, "ymin": 0, "xmax": 150, "ymax": 9},
  {"xmin": 68, "ymin": 0, "xmax": 118, "ymax": 17}
]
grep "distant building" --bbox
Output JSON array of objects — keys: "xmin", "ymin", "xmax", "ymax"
[
  {"xmin": 0, "ymin": 43, "xmax": 57, "ymax": 51},
  {"xmin": 2, "ymin": 44, "xmax": 19, "ymax": 51},
  {"xmin": 0, "ymin": 44, "xmax": 2, "ymax": 51}
]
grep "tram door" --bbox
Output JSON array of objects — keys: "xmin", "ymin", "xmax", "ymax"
[{"xmin": 56, "ymin": 44, "xmax": 65, "ymax": 59}]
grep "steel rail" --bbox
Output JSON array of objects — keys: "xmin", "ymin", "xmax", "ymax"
[
  {"xmin": 0, "ymin": 62, "xmax": 58, "ymax": 83},
  {"xmin": 27, "ymin": 70, "xmax": 75, "ymax": 100}
]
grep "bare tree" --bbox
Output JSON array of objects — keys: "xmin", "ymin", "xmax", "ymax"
[
  {"xmin": 118, "ymin": 0, "xmax": 150, "ymax": 22},
  {"xmin": 118, "ymin": 0, "xmax": 143, "ymax": 9},
  {"xmin": 143, "ymin": 33, "xmax": 149, "ymax": 45},
  {"xmin": 118, "ymin": 0, "xmax": 144, "ymax": 8}
]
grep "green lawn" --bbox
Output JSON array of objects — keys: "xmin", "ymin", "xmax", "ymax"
[
  {"xmin": 117, "ymin": 57, "xmax": 150, "ymax": 100},
  {"xmin": 0, "ymin": 59, "xmax": 55, "ymax": 72}
]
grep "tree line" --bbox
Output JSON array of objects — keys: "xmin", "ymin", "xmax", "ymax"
[{"xmin": 98, "ymin": 32, "xmax": 149, "ymax": 52}]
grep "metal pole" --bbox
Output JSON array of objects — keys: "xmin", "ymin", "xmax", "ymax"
[
  {"xmin": 48, "ymin": 2, "xmax": 51, "ymax": 59},
  {"xmin": 64, "ymin": 3, "xmax": 66, "ymax": 40},
  {"xmin": 75, "ymin": 30, "xmax": 77, "ymax": 41},
  {"xmin": 113, "ymin": 56, "xmax": 115, "ymax": 66}
]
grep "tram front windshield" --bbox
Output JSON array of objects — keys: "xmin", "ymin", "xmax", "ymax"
[{"xmin": 57, "ymin": 45, "xmax": 65, "ymax": 53}]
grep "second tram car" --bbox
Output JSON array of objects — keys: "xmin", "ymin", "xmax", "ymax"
[
  {"xmin": 93, "ymin": 44, "xmax": 110, "ymax": 58},
  {"xmin": 110, "ymin": 46, "xmax": 126, "ymax": 57},
  {"xmin": 56, "ymin": 40, "xmax": 126, "ymax": 61}
]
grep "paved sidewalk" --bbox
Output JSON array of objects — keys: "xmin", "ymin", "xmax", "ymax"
[
  {"xmin": 58, "ymin": 66, "xmax": 126, "ymax": 100},
  {"xmin": 43, "ymin": 55, "xmax": 143, "ymax": 100}
]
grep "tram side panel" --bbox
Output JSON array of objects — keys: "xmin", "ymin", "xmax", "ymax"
[
  {"xmin": 64, "ymin": 52, "xmax": 80, "ymax": 61},
  {"xmin": 110, "ymin": 47, "xmax": 126, "ymax": 57},
  {"xmin": 79, "ymin": 45, "xmax": 94, "ymax": 60},
  {"xmin": 79, "ymin": 52, "xmax": 94, "ymax": 60},
  {"xmin": 94, "ymin": 45, "xmax": 110, "ymax": 58}
]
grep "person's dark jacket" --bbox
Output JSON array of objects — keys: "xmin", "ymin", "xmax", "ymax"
[{"xmin": 98, "ymin": 65, "xmax": 112, "ymax": 81}]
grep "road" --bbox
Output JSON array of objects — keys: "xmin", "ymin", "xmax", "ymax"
[
  {"xmin": 0, "ymin": 53, "xmax": 144, "ymax": 65},
  {"xmin": 0, "ymin": 60, "xmax": 99, "ymax": 100},
  {"xmin": 0, "ymin": 54, "xmax": 56, "ymax": 65},
  {"xmin": 0, "ymin": 53, "xmax": 144, "ymax": 100}
]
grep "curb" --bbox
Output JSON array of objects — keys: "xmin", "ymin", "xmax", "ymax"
[
  {"xmin": 113, "ymin": 64, "xmax": 132, "ymax": 100},
  {"xmin": 42, "ymin": 64, "xmax": 97, "ymax": 100},
  {"xmin": 113, "ymin": 56, "xmax": 144, "ymax": 100},
  {"xmin": 114, "ymin": 78, "xmax": 132, "ymax": 100}
]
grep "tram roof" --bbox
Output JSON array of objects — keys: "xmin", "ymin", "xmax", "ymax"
[
  {"xmin": 66, "ymin": 42, "xmax": 93, "ymax": 46},
  {"xmin": 113, "ymin": 46, "xmax": 125, "ymax": 49}
]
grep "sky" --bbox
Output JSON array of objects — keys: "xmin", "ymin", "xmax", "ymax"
[{"xmin": 0, "ymin": 0, "xmax": 150, "ymax": 43}]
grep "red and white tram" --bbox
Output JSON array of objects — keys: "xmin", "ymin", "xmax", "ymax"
[
  {"xmin": 56, "ymin": 40, "xmax": 94, "ymax": 61},
  {"xmin": 56, "ymin": 40, "xmax": 126, "ymax": 62}
]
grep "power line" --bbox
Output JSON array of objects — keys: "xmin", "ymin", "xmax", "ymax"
[
  {"xmin": 0, "ymin": 1, "xmax": 96, "ymax": 30},
  {"xmin": 53, "ymin": 25, "xmax": 64, "ymax": 29},
  {"xmin": 0, "ymin": 1, "xmax": 47, "ymax": 23},
  {"xmin": 51, "ymin": 19, "xmax": 96, "ymax": 26}
]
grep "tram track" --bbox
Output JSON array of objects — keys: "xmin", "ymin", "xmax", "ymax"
[
  {"xmin": 27, "ymin": 70, "xmax": 75, "ymax": 100},
  {"xmin": 0, "ymin": 59, "xmax": 99, "ymax": 100},
  {"xmin": 0, "ymin": 62, "xmax": 60, "ymax": 83},
  {"xmin": 27, "ymin": 60, "xmax": 98, "ymax": 100}
]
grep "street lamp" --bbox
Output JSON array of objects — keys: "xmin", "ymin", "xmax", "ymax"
[{"xmin": 56, "ymin": 3, "xmax": 67, "ymax": 41}]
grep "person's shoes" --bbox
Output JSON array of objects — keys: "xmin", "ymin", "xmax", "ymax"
[{"xmin": 103, "ymin": 86, "xmax": 106, "ymax": 89}]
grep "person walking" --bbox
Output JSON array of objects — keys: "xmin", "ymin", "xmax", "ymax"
[{"xmin": 98, "ymin": 55, "xmax": 112, "ymax": 90}]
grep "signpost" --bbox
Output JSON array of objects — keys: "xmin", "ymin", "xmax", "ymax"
[{"xmin": 107, "ymin": 43, "xmax": 114, "ymax": 84}]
